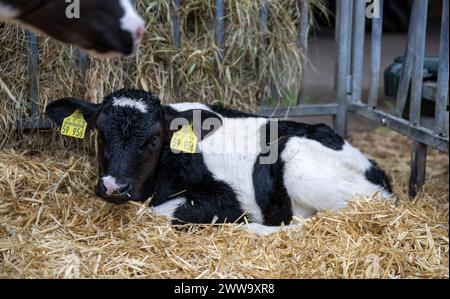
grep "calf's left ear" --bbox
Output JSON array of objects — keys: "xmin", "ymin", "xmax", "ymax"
[
  {"xmin": 163, "ymin": 108, "xmax": 223, "ymax": 140},
  {"xmin": 45, "ymin": 97, "xmax": 102, "ymax": 128}
]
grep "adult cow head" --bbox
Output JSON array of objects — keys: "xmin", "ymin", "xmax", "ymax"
[
  {"xmin": 0, "ymin": 0, "xmax": 145, "ymax": 57},
  {"xmin": 45, "ymin": 89, "xmax": 221, "ymax": 204}
]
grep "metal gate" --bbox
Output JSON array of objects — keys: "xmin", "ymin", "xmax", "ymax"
[
  {"xmin": 260, "ymin": 0, "xmax": 449, "ymax": 197},
  {"xmin": 14, "ymin": 0, "xmax": 449, "ymax": 197}
]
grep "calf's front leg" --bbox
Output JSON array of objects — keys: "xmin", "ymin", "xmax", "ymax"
[{"xmin": 153, "ymin": 180, "xmax": 245, "ymax": 225}]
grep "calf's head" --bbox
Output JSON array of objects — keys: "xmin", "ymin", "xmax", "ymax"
[{"xmin": 46, "ymin": 89, "xmax": 220, "ymax": 204}]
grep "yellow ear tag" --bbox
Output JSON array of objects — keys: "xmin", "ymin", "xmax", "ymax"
[
  {"xmin": 60, "ymin": 109, "xmax": 87, "ymax": 139},
  {"xmin": 170, "ymin": 124, "xmax": 198, "ymax": 154}
]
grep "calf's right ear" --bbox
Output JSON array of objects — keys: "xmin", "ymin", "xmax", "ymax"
[{"xmin": 45, "ymin": 98, "xmax": 102, "ymax": 128}]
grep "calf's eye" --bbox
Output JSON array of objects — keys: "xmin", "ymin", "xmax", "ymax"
[{"xmin": 146, "ymin": 135, "xmax": 159, "ymax": 147}]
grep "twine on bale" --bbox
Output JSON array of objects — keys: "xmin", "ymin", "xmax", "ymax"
[{"xmin": 0, "ymin": 131, "xmax": 447, "ymax": 278}]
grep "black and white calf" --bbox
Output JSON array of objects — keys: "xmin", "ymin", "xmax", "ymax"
[
  {"xmin": 45, "ymin": 89, "xmax": 392, "ymax": 235},
  {"xmin": 0, "ymin": 0, "xmax": 144, "ymax": 57}
]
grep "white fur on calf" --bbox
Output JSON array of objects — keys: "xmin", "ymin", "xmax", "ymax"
[
  {"xmin": 112, "ymin": 97, "xmax": 148, "ymax": 113},
  {"xmin": 119, "ymin": 0, "xmax": 145, "ymax": 42},
  {"xmin": 0, "ymin": 2, "xmax": 20, "ymax": 18}
]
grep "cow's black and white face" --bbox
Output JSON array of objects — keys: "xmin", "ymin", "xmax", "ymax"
[
  {"xmin": 46, "ymin": 89, "xmax": 220, "ymax": 204},
  {"xmin": 0, "ymin": 0, "xmax": 145, "ymax": 57}
]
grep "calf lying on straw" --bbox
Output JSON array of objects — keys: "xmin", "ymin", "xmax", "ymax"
[
  {"xmin": 45, "ymin": 89, "xmax": 392, "ymax": 236},
  {"xmin": 0, "ymin": 0, "xmax": 144, "ymax": 57}
]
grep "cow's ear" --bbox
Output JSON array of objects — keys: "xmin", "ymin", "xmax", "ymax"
[
  {"xmin": 45, "ymin": 97, "xmax": 102, "ymax": 128},
  {"xmin": 162, "ymin": 107, "xmax": 222, "ymax": 140}
]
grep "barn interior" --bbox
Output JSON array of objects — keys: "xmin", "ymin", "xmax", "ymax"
[{"xmin": 0, "ymin": 0, "xmax": 448, "ymax": 278}]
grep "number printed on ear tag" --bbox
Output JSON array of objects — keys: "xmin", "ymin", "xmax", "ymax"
[
  {"xmin": 170, "ymin": 124, "xmax": 198, "ymax": 154},
  {"xmin": 60, "ymin": 109, "xmax": 87, "ymax": 139}
]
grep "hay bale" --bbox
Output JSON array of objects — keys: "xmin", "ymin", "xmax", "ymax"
[
  {"xmin": 0, "ymin": 0, "xmax": 327, "ymax": 146},
  {"xmin": 0, "ymin": 131, "xmax": 448, "ymax": 278}
]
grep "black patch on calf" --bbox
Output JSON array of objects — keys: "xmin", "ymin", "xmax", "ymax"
[
  {"xmin": 172, "ymin": 178, "xmax": 245, "ymax": 225},
  {"xmin": 259, "ymin": 120, "xmax": 345, "ymax": 150},
  {"xmin": 276, "ymin": 121, "xmax": 345, "ymax": 150},
  {"xmin": 149, "ymin": 147, "xmax": 245, "ymax": 225},
  {"xmin": 365, "ymin": 160, "xmax": 392, "ymax": 193},
  {"xmin": 253, "ymin": 137, "xmax": 293, "ymax": 226}
]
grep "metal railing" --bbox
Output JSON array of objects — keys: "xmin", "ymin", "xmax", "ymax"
[{"xmin": 12, "ymin": 0, "xmax": 449, "ymax": 197}]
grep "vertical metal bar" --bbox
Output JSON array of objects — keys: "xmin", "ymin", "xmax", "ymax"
[
  {"xmin": 215, "ymin": 0, "xmax": 225, "ymax": 60},
  {"xmin": 396, "ymin": 1, "xmax": 420, "ymax": 116},
  {"xmin": 409, "ymin": 0, "xmax": 428, "ymax": 125},
  {"xmin": 172, "ymin": 0, "xmax": 182, "ymax": 48},
  {"xmin": 333, "ymin": 0, "xmax": 341, "ymax": 92},
  {"xmin": 409, "ymin": 141, "xmax": 427, "ymax": 198},
  {"xmin": 257, "ymin": 1, "xmax": 269, "ymax": 106},
  {"xmin": 26, "ymin": 31, "xmax": 39, "ymax": 118},
  {"xmin": 334, "ymin": 0, "xmax": 352, "ymax": 137},
  {"xmin": 435, "ymin": 0, "xmax": 449, "ymax": 137},
  {"xmin": 76, "ymin": 49, "xmax": 88, "ymax": 79},
  {"xmin": 171, "ymin": 0, "xmax": 182, "ymax": 99},
  {"xmin": 368, "ymin": 0, "xmax": 384, "ymax": 108},
  {"xmin": 297, "ymin": 0, "xmax": 310, "ymax": 104},
  {"xmin": 350, "ymin": 0, "xmax": 366, "ymax": 103}
]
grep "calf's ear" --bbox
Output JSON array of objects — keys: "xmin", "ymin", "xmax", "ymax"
[
  {"xmin": 45, "ymin": 97, "xmax": 102, "ymax": 128},
  {"xmin": 163, "ymin": 108, "xmax": 222, "ymax": 140}
]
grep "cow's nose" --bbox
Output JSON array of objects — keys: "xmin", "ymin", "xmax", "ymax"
[
  {"xmin": 102, "ymin": 176, "xmax": 129, "ymax": 196},
  {"xmin": 135, "ymin": 25, "xmax": 144, "ymax": 41}
]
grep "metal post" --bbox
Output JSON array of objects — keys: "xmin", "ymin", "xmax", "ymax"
[
  {"xmin": 171, "ymin": 0, "xmax": 182, "ymax": 99},
  {"xmin": 409, "ymin": 0, "xmax": 428, "ymax": 125},
  {"xmin": 334, "ymin": 0, "xmax": 351, "ymax": 137},
  {"xmin": 215, "ymin": 0, "xmax": 225, "ymax": 61},
  {"xmin": 409, "ymin": 141, "xmax": 427, "ymax": 198},
  {"xmin": 76, "ymin": 49, "xmax": 88, "ymax": 79},
  {"xmin": 297, "ymin": 0, "xmax": 310, "ymax": 104},
  {"xmin": 396, "ymin": 1, "xmax": 420, "ymax": 116},
  {"xmin": 435, "ymin": 0, "xmax": 449, "ymax": 137},
  {"xmin": 257, "ymin": 0, "xmax": 269, "ymax": 106},
  {"xmin": 26, "ymin": 31, "xmax": 39, "ymax": 118},
  {"xmin": 368, "ymin": 0, "xmax": 384, "ymax": 108},
  {"xmin": 350, "ymin": 0, "xmax": 366, "ymax": 103},
  {"xmin": 172, "ymin": 0, "xmax": 182, "ymax": 49}
]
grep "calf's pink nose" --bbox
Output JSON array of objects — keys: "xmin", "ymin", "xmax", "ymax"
[
  {"xmin": 102, "ymin": 176, "xmax": 120, "ymax": 195},
  {"xmin": 135, "ymin": 25, "xmax": 144, "ymax": 40}
]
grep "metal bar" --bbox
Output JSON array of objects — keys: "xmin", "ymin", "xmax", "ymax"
[
  {"xmin": 16, "ymin": 117, "xmax": 52, "ymax": 130},
  {"xmin": 172, "ymin": 0, "xmax": 182, "ymax": 48},
  {"xmin": 259, "ymin": 103, "xmax": 339, "ymax": 118},
  {"xmin": 334, "ymin": 0, "xmax": 352, "ymax": 137},
  {"xmin": 409, "ymin": 0, "xmax": 428, "ymax": 125},
  {"xmin": 409, "ymin": 141, "xmax": 427, "ymax": 198},
  {"xmin": 171, "ymin": 0, "xmax": 182, "ymax": 99},
  {"xmin": 396, "ymin": 1, "xmax": 420, "ymax": 116},
  {"xmin": 368, "ymin": 0, "xmax": 384, "ymax": 108},
  {"xmin": 297, "ymin": 0, "xmax": 310, "ymax": 104},
  {"xmin": 76, "ymin": 49, "xmax": 88, "ymax": 78},
  {"xmin": 26, "ymin": 31, "xmax": 39, "ymax": 117},
  {"xmin": 257, "ymin": 0, "xmax": 269, "ymax": 106},
  {"xmin": 435, "ymin": 0, "xmax": 449, "ymax": 137},
  {"xmin": 215, "ymin": 0, "xmax": 225, "ymax": 60},
  {"xmin": 350, "ymin": 0, "xmax": 366, "ymax": 103},
  {"xmin": 349, "ymin": 102, "xmax": 448, "ymax": 153}
]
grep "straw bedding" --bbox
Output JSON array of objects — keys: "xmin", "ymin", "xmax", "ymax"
[{"xmin": 0, "ymin": 130, "xmax": 448, "ymax": 278}]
